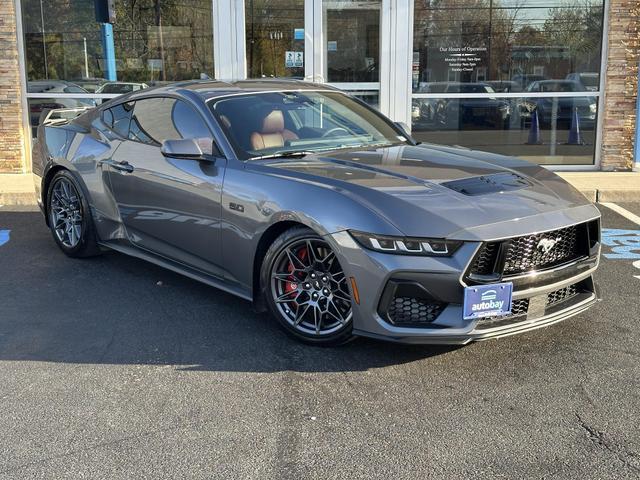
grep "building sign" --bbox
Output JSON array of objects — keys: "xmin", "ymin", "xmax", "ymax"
[
  {"xmin": 440, "ymin": 45, "xmax": 487, "ymax": 74},
  {"xmin": 285, "ymin": 51, "xmax": 303, "ymax": 68}
]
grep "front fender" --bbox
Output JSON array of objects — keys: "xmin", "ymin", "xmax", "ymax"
[{"xmin": 219, "ymin": 162, "xmax": 403, "ymax": 290}]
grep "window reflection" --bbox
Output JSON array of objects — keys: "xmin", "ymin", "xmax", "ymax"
[
  {"xmin": 21, "ymin": 0, "xmax": 214, "ymax": 86},
  {"xmin": 412, "ymin": 95, "xmax": 598, "ymax": 166},
  {"xmin": 411, "ymin": 0, "xmax": 603, "ymax": 165},
  {"xmin": 324, "ymin": 0, "xmax": 381, "ymax": 83},
  {"xmin": 412, "ymin": 0, "xmax": 604, "ymax": 92},
  {"xmin": 245, "ymin": 0, "xmax": 305, "ymax": 78}
]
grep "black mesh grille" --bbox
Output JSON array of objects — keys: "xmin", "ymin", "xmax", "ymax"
[
  {"xmin": 503, "ymin": 225, "xmax": 581, "ymax": 274},
  {"xmin": 546, "ymin": 283, "xmax": 579, "ymax": 307},
  {"xmin": 477, "ymin": 298, "xmax": 529, "ymax": 326},
  {"xmin": 469, "ymin": 242, "xmax": 500, "ymax": 276},
  {"xmin": 387, "ymin": 297, "xmax": 445, "ymax": 326},
  {"xmin": 469, "ymin": 224, "xmax": 585, "ymax": 277}
]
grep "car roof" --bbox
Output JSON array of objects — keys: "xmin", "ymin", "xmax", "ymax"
[
  {"xmin": 27, "ymin": 80, "xmax": 84, "ymax": 93},
  {"xmin": 535, "ymin": 80, "xmax": 578, "ymax": 85},
  {"xmin": 124, "ymin": 79, "xmax": 340, "ymax": 101}
]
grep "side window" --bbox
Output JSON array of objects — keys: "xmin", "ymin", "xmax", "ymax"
[
  {"xmin": 129, "ymin": 97, "xmax": 215, "ymax": 154},
  {"xmin": 103, "ymin": 102, "xmax": 134, "ymax": 138},
  {"xmin": 102, "ymin": 109, "xmax": 113, "ymax": 128}
]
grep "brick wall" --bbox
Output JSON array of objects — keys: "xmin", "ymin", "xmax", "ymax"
[
  {"xmin": 0, "ymin": 0, "xmax": 26, "ymax": 173},
  {"xmin": 601, "ymin": 0, "xmax": 639, "ymax": 170}
]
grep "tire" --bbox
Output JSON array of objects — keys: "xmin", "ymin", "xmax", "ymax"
[
  {"xmin": 260, "ymin": 226, "xmax": 354, "ymax": 346},
  {"xmin": 46, "ymin": 170, "xmax": 101, "ymax": 258}
]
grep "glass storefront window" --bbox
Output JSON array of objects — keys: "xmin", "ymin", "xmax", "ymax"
[
  {"xmin": 412, "ymin": 94, "xmax": 599, "ymax": 165},
  {"xmin": 411, "ymin": 0, "xmax": 605, "ymax": 165},
  {"xmin": 26, "ymin": 88, "xmax": 96, "ymax": 137},
  {"xmin": 245, "ymin": 0, "xmax": 305, "ymax": 78},
  {"xmin": 21, "ymin": 1, "xmax": 214, "ymax": 87},
  {"xmin": 323, "ymin": 0, "xmax": 380, "ymax": 83},
  {"xmin": 347, "ymin": 91, "xmax": 380, "ymax": 110},
  {"xmin": 412, "ymin": 0, "xmax": 604, "ymax": 92}
]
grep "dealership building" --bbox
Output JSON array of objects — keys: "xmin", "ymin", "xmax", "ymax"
[{"xmin": 0, "ymin": 0, "xmax": 637, "ymax": 174}]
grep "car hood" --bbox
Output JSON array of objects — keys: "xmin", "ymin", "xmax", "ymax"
[{"xmin": 254, "ymin": 144, "xmax": 598, "ymax": 240}]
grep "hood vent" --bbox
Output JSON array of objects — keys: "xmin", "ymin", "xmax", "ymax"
[{"xmin": 442, "ymin": 172, "xmax": 531, "ymax": 196}]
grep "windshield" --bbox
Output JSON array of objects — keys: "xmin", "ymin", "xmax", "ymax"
[{"xmin": 208, "ymin": 91, "xmax": 408, "ymax": 159}]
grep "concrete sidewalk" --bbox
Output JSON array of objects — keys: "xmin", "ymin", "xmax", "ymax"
[
  {"xmin": 1, "ymin": 171, "xmax": 638, "ymax": 206},
  {"xmin": 0, "ymin": 173, "xmax": 36, "ymax": 206},
  {"xmin": 557, "ymin": 172, "xmax": 640, "ymax": 202}
]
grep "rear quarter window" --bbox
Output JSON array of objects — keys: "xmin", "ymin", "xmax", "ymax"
[{"xmin": 103, "ymin": 102, "xmax": 134, "ymax": 137}]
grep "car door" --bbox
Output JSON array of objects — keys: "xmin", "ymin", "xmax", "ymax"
[{"xmin": 105, "ymin": 96, "xmax": 227, "ymax": 278}]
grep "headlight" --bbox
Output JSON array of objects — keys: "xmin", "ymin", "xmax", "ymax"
[{"xmin": 349, "ymin": 231, "xmax": 462, "ymax": 257}]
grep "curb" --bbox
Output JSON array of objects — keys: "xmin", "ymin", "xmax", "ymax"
[
  {"xmin": 0, "ymin": 192, "xmax": 38, "ymax": 206},
  {"xmin": 579, "ymin": 190, "xmax": 597, "ymax": 203},
  {"xmin": 596, "ymin": 190, "xmax": 640, "ymax": 202}
]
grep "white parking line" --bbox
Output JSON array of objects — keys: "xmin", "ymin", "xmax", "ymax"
[{"xmin": 600, "ymin": 202, "xmax": 640, "ymax": 227}]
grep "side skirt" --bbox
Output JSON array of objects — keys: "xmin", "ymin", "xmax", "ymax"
[{"xmin": 99, "ymin": 241, "xmax": 253, "ymax": 302}]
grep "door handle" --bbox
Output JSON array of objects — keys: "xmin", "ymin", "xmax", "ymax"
[
  {"xmin": 100, "ymin": 158, "xmax": 134, "ymax": 173},
  {"xmin": 112, "ymin": 161, "xmax": 134, "ymax": 173}
]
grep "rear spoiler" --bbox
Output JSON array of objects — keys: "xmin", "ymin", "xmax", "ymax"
[{"xmin": 40, "ymin": 106, "xmax": 93, "ymax": 127}]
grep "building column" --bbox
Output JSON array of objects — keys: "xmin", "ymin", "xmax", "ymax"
[
  {"xmin": 600, "ymin": 0, "xmax": 639, "ymax": 170},
  {"xmin": 213, "ymin": 0, "xmax": 247, "ymax": 80},
  {"xmin": 0, "ymin": 0, "xmax": 27, "ymax": 173},
  {"xmin": 379, "ymin": 0, "xmax": 413, "ymax": 125}
]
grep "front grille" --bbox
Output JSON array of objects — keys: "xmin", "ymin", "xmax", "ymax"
[
  {"xmin": 480, "ymin": 298, "xmax": 530, "ymax": 322},
  {"xmin": 476, "ymin": 298, "xmax": 529, "ymax": 327},
  {"xmin": 470, "ymin": 242, "xmax": 500, "ymax": 275},
  {"xmin": 469, "ymin": 223, "xmax": 587, "ymax": 278},
  {"xmin": 503, "ymin": 225, "xmax": 581, "ymax": 274},
  {"xmin": 546, "ymin": 283, "xmax": 579, "ymax": 307},
  {"xmin": 387, "ymin": 297, "xmax": 445, "ymax": 326}
]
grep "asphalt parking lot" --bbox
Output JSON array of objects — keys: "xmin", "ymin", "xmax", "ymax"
[{"xmin": 1, "ymin": 203, "xmax": 639, "ymax": 479}]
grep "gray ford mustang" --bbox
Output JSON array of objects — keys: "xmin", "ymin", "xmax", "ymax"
[{"xmin": 32, "ymin": 80, "xmax": 601, "ymax": 346}]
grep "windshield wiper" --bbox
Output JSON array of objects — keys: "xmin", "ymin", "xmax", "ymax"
[{"xmin": 249, "ymin": 150, "xmax": 317, "ymax": 161}]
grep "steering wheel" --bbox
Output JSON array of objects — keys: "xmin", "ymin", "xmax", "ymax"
[{"xmin": 322, "ymin": 127, "xmax": 350, "ymax": 138}]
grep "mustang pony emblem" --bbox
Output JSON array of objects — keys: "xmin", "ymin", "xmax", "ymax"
[{"xmin": 537, "ymin": 237, "xmax": 561, "ymax": 254}]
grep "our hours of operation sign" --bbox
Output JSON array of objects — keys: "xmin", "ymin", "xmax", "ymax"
[{"xmin": 440, "ymin": 45, "xmax": 488, "ymax": 73}]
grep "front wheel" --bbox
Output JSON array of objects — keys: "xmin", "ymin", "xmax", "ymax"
[
  {"xmin": 47, "ymin": 170, "xmax": 100, "ymax": 257},
  {"xmin": 261, "ymin": 227, "xmax": 354, "ymax": 346}
]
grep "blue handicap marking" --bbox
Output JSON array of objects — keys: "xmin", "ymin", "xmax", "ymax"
[
  {"xmin": 601, "ymin": 228, "xmax": 640, "ymax": 259},
  {"xmin": 0, "ymin": 229, "xmax": 10, "ymax": 247}
]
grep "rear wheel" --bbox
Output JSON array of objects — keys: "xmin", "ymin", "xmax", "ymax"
[
  {"xmin": 261, "ymin": 227, "xmax": 354, "ymax": 346},
  {"xmin": 47, "ymin": 170, "xmax": 100, "ymax": 257}
]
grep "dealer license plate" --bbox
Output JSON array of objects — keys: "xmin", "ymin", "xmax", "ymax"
[{"xmin": 463, "ymin": 282, "xmax": 513, "ymax": 320}]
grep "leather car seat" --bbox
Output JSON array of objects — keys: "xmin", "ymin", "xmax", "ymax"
[{"xmin": 250, "ymin": 110, "xmax": 298, "ymax": 150}]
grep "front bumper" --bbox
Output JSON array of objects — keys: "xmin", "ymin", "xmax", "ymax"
[{"xmin": 329, "ymin": 215, "xmax": 600, "ymax": 345}]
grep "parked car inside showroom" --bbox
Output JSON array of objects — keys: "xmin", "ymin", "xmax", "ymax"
[
  {"xmin": 27, "ymin": 80, "xmax": 96, "ymax": 137},
  {"xmin": 520, "ymin": 80, "xmax": 597, "ymax": 127},
  {"xmin": 31, "ymin": 80, "xmax": 601, "ymax": 345},
  {"xmin": 433, "ymin": 82, "xmax": 511, "ymax": 129}
]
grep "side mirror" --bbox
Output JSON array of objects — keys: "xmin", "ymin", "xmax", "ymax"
[{"xmin": 161, "ymin": 138, "xmax": 207, "ymax": 160}]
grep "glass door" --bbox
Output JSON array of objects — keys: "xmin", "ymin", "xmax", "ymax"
[
  {"xmin": 245, "ymin": 0, "xmax": 306, "ymax": 79},
  {"xmin": 322, "ymin": 0, "xmax": 381, "ymax": 108}
]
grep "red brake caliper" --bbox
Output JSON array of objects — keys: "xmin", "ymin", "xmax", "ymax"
[{"xmin": 285, "ymin": 247, "xmax": 308, "ymax": 294}]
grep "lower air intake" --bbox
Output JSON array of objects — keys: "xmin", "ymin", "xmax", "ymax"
[{"xmin": 387, "ymin": 297, "xmax": 445, "ymax": 326}]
